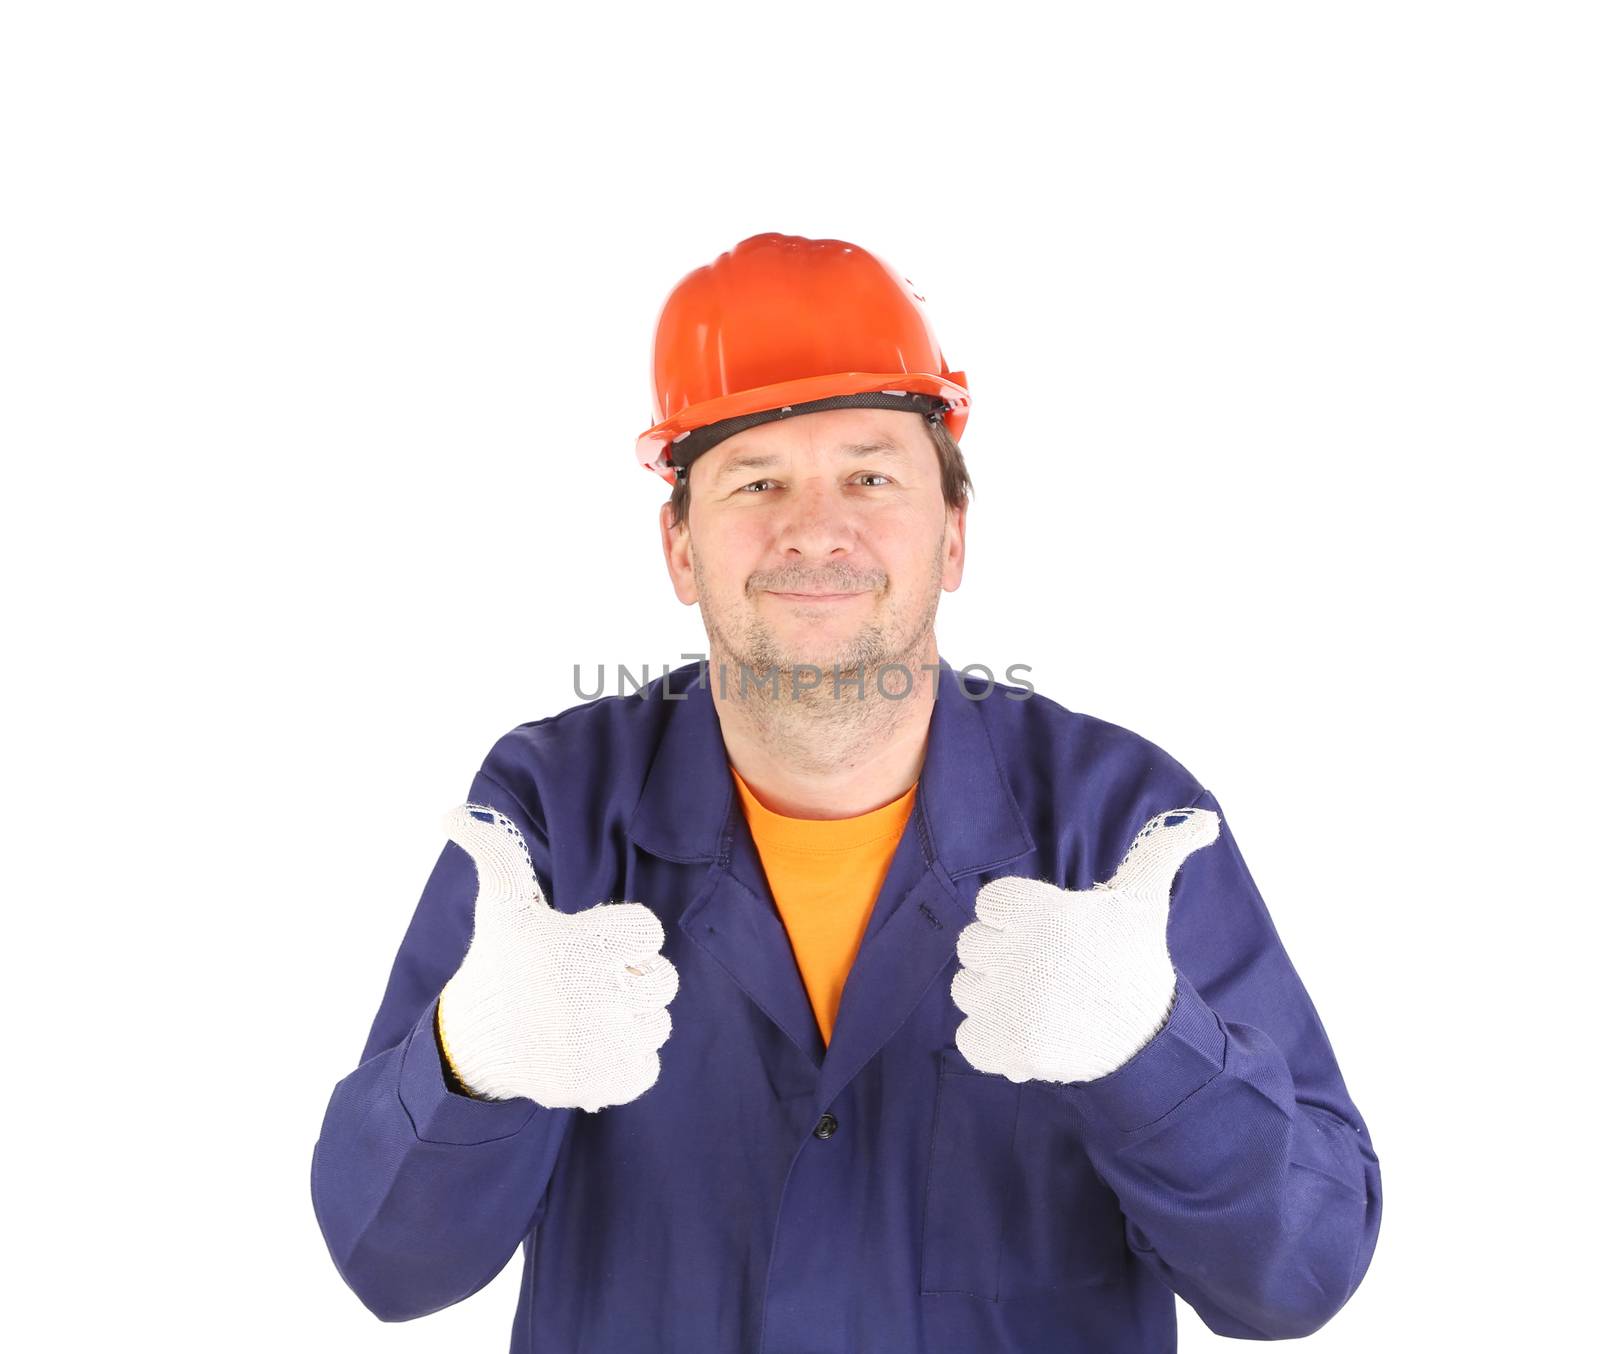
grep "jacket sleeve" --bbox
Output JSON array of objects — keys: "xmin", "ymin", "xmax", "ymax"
[
  {"xmin": 1058, "ymin": 788, "xmax": 1382, "ymax": 1340},
  {"xmin": 309, "ymin": 754, "xmax": 577, "ymax": 1322}
]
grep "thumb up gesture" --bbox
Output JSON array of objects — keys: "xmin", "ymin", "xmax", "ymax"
[
  {"xmin": 951, "ymin": 807, "xmax": 1220, "ymax": 1085},
  {"xmin": 436, "ymin": 803, "xmax": 679, "ymax": 1112}
]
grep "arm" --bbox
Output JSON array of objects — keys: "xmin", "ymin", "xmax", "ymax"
[
  {"xmin": 309, "ymin": 760, "xmax": 577, "ymax": 1322},
  {"xmin": 1058, "ymin": 790, "xmax": 1382, "ymax": 1340}
]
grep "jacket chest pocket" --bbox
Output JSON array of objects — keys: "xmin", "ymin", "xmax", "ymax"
[
  {"xmin": 920, "ymin": 1050, "xmax": 1132, "ymax": 1301},
  {"xmin": 919, "ymin": 1049, "xmax": 1024, "ymax": 1300}
]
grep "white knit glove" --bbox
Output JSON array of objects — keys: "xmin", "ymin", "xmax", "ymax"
[
  {"xmin": 951, "ymin": 807, "xmax": 1221, "ymax": 1084},
  {"xmin": 435, "ymin": 802, "xmax": 679, "ymax": 1112}
]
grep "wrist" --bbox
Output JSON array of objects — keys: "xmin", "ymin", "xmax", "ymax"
[
  {"xmin": 1076, "ymin": 958, "xmax": 1178, "ymax": 1081},
  {"xmin": 437, "ymin": 968, "xmax": 538, "ymax": 1101},
  {"xmin": 434, "ymin": 999, "xmax": 483, "ymax": 1099}
]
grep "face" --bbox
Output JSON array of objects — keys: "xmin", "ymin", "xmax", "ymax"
[{"xmin": 660, "ymin": 407, "xmax": 966, "ymax": 689}]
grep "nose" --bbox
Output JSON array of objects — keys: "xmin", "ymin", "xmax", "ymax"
[{"xmin": 776, "ymin": 476, "xmax": 856, "ymax": 562}]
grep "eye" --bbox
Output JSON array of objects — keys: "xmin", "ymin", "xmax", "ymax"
[
  {"xmin": 857, "ymin": 472, "xmax": 892, "ymax": 487},
  {"xmin": 738, "ymin": 478, "xmax": 777, "ymax": 493}
]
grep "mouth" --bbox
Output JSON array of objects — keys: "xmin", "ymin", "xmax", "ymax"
[{"xmin": 764, "ymin": 590, "xmax": 871, "ymax": 604}]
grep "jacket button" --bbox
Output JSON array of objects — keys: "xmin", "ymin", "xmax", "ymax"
[{"xmin": 813, "ymin": 1112, "xmax": 838, "ymax": 1139}]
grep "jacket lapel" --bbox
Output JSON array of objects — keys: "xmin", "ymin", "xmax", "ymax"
[{"xmin": 681, "ymin": 816, "xmax": 831, "ymax": 1071}]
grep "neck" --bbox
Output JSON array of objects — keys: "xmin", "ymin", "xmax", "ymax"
[{"xmin": 706, "ymin": 633, "xmax": 940, "ymax": 819}]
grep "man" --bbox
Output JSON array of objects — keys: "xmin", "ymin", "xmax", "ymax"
[{"xmin": 311, "ymin": 232, "xmax": 1382, "ymax": 1352}]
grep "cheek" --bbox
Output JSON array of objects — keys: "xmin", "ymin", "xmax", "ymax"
[
  {"xmin": 692, "ymin": 523, "xmax": 764, "ymax": 596},
  {"xmin": 877, "ymin": 514, "xmax": 945, "ymax": 576}
]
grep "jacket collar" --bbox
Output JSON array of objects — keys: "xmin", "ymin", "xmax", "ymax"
[{"xmin": 626, "ymin": 656, "xmax": 1034, "ymax": 879}]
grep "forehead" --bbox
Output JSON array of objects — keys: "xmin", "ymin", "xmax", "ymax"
[{"xmin": 699, "ymin": 407, "xmax": 932, "ymax": 481}]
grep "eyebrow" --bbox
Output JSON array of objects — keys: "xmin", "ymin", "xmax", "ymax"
[{"xmin": 714, "ymin": 439, "xmax": 907, "ymax": 484}]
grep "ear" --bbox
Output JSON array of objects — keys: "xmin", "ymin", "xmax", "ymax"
[
  {"xmin": 660, "ymin": 499, "xmax": 699, "ymax": 605},
  {"xmin": 941, "ymin": 501, "xmax": 967, "ymax": 592}
]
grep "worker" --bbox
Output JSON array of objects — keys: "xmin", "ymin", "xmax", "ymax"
[{"xmin": 310, "ymin": 231, "xmax": 1382, "ymax": 1352}]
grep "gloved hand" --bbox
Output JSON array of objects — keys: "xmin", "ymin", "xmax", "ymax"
[
  {"xmin": 435, "ymin": 802, "xmax": 679, "ymax": 1112},
  {"xmin": 950, "ymin": 807, "xmax": 1220, "ymax": 1084}
]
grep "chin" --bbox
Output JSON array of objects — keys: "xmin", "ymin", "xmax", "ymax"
[{"xmin": 772, "ymin": 628, "xmax": 870, "ymax": 666}]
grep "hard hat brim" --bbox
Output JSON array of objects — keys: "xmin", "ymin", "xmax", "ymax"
[{"xmin": 636, "ymin": 369, "xmax": 970, "ymax": 485}]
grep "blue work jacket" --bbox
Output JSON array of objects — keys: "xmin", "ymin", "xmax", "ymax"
[{"xmin": 311, "ymin": 658, "xmax": 1382, "ymax": 1352}]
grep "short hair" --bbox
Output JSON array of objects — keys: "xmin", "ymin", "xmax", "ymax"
[{"xmin": 666, "ymin": 414, "xmax": 973, "ymax": 531}]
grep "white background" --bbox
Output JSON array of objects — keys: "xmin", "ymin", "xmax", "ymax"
[{"xmin": 4, "ymin": 2, "xmax": 1595, "ymax": 1349}]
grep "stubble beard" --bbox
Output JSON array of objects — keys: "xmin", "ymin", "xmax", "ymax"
[{"xmin": 691, "ymin": 533, "xmax": 946, "ymax": 746}]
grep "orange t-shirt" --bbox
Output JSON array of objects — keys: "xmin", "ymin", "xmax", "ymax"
[{"xmin": 729, "ymin": 763, "xmax": 918, "ymax": 1047}]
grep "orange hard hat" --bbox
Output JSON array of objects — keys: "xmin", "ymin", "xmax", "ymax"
[{"xmin": 635, "ymin": 232, "xmax": 971, "ymax": 486}]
